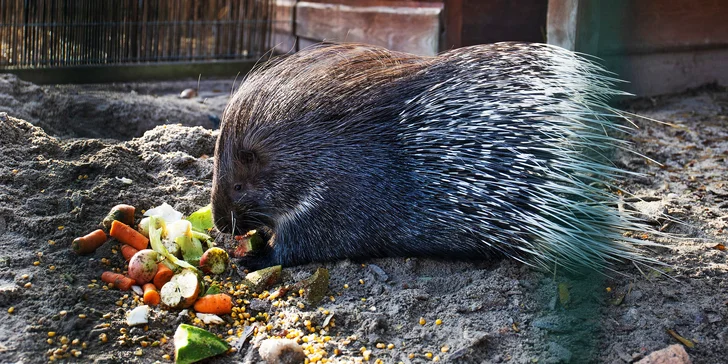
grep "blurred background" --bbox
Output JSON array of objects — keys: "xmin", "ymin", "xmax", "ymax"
[{"xmin": 1, "ymin": 0, "xmax": 726, "ymax": 97}]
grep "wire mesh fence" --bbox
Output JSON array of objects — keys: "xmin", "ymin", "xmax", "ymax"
[{"xmin": 0, "ymin": 0, "xmax": 277, "ymax": 69}]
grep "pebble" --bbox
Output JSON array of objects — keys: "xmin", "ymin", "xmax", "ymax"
[
  {"xmin": 131, "ymin": 285, "xmax": 144, "ymax": 296},
  {"xmin": 635, "ymin": 344, "xmax": 692, "ymax": 364},
  {"xmin": 368, "ymin": 264, "xmax": 389, "ymax": 282},
  {"xmin": 258, "ymin": 338, "xmax": 305, "ymax": 364},
  {"xmin": 249, "ymin": 298, "xmax": 270, "ymax": 312}
]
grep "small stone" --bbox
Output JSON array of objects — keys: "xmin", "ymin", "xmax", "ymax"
[
  {"xmin": 258, "ymin": 338, "xmax": 306, "ymax": 364},
  {"xmin": 249, "ymin": 298, "xmax": 271, "ymax": 312},
  {"xmin": 131, "ymin": 285, "xmax": 144, "ymax": 296},
  {"xmin": 635, "ymin": 344, "xmax": 691, "ymax": 364},
  {"xmin": 368, "ymin": 264, "xmax": 388, "ymax": 282}
]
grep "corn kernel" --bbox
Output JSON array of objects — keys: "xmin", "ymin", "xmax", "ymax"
[
  {"xmin": 425, "ymin": 352, "xmax": 433, "ymax": 359},
  {"xmin": 48, "ymin": 240, "xmax": 56, "ymax": 245},
  {"xmin": 435, "ymin": 319, "xmax": 442, "ymax": 325},
  {"xmin": 419, "ymin": 317, "xmax": 426, "ymax": 325},
  {"xmin": 99, "ymin": 333, "xmax": 108, "ymax": 343},
  {"xmin": 48, "ymin": 332, "xmax": 56, "ymax": 337},
  {"xmin": 33, "ymin": 261, "xmax": 40, "ymax": 266},
  {"xmin": 47, "ymin": 339, "xmax": 54, "ymax": 344},
  {"xmin": 24, "ymin": 282, "xmax": 32, "ymax": 288},
  {"xmin": 441, "ymin": 346, "xmax": 450, "ymax": 353},
  {"xmin": 434, "ymin": 356, "xmax": 440, "ymax": 362},
  {"xmin": 78, "ymin": 314, "xmax": 87, "ymax": 319},
  {"xmin": 344, "ymin": 284, "xmax": 349, "ymax": 289},
  {"xmin": 359, "ymin": 279, "xmax": 364, "ymax": 285},
  {"xmin": 362, "ymin": 350, "xmax": 372, "ymax": 361},
  {"xmin": 387, "ymin": 343, "xmax": 395, "ymax": 349},
  {"xmin": 7, "ymin": 307, "xmax": 14, "ymax": 314},
  {"xmin": 71, "ymin": 339, "xmax": 80, "ymax": 345},
  {"xmin": 376, "ymin": 343, "xmax": 385, "ymax": 349}
]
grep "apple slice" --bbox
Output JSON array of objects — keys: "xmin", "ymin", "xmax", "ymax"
[
  {"xmin": 199, "ymin": 247, "xmax": 230, "ymax": 275},
  {"xmin": 160, "ymin": 269, "xmax": 200, "ymax": 309}
]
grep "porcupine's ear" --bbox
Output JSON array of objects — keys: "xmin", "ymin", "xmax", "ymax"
[{"xmin": 236, "ymin": 149, "xmax": 258, "ymax": 165}]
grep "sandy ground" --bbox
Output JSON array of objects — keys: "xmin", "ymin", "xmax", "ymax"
[{"xmin": 0, "ymin": 73, "xmax": 726, "ymax": 364}]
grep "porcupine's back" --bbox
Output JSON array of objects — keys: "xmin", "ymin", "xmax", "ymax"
[{"xmin": 212, "ymin": 42, "xmax": 655, "ymax": 271}]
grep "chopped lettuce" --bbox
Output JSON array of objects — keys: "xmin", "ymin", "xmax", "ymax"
[{"xmin": 187, "ymin": 204, "xmax": 214, "ymax": 233}]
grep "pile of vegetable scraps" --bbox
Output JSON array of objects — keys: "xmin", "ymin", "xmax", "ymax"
[{"xmin": 71, "ymin": 202, "xmax": 329, "ymax": 363}]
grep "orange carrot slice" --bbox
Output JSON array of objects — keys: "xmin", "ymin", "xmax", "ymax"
[
  {"xmin": 193, "ymin": 293, "xmax": 232, "ymax": 315},
  {"xmin": 143, "ymin": 283, "xmax": 160, "ymax": 306},
  {"xmin": 153, "ymin": 263, "xmax": 174, "ymax": 290},
  {"xmin": 120, "ymin": 244, "xmax": 139, "ymax": 262},
  {"xmin": 100, "ymin": 271, "xmax": 135, "ymax": 291},
  {"xmin": 110, "ymin": 220, "xmax": 149, "ymax": 251},
  {"xmin": 71, "ymin": 229, "xmax": 107, "ymax": 255}
]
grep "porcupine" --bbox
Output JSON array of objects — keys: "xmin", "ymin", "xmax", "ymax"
[{"xmin": 211, "ymin": 42, "xmax": 657, "ymax": 272}]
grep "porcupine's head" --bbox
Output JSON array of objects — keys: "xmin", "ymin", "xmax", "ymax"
[{"xmin": 211, "ymin": 44, "xmax": 432, "ymax": 257}]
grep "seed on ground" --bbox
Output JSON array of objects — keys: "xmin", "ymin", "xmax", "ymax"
[{"xmin": 419, "ymin": 317, "xmax": 426, "ymax": 325}]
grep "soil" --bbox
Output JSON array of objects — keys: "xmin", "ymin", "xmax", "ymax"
[{"xmin": 0, "ymin": 73, "xmax": 726, "ymax": 364}]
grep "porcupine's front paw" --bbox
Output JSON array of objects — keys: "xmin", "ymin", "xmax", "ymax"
[{"xmin": 234, "ymin": 249, "xmax": 279, "ymax": 272}]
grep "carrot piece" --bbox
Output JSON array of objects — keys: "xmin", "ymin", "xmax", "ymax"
[
  {"xmin": 102, "ymin": 204, "xmax": 136, "ymax": 230},
  {"xmin": 142, "ymin": 283, "xmax": 161, "ymax": 306},
  {"xmin": 120, "ymin": 244, "xmax": 139, "ymax": 262},
  {"xmin": 109, "ymin": 220, "xmax": 149, "ymax": 251},
  {"xmin": 153, "ymin": 263, "xmax": 174, "ymax": 290},
  {"xmin": 100, "ymin": 271, "xmax": 135, "ymax": 291},
  {"xmin": 193, "ymin": 293, "xmax": 232, "ymax": 315},
  {"xmin": 72, "ymin": 229, "xmax": 108, "ymax": 255}
]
